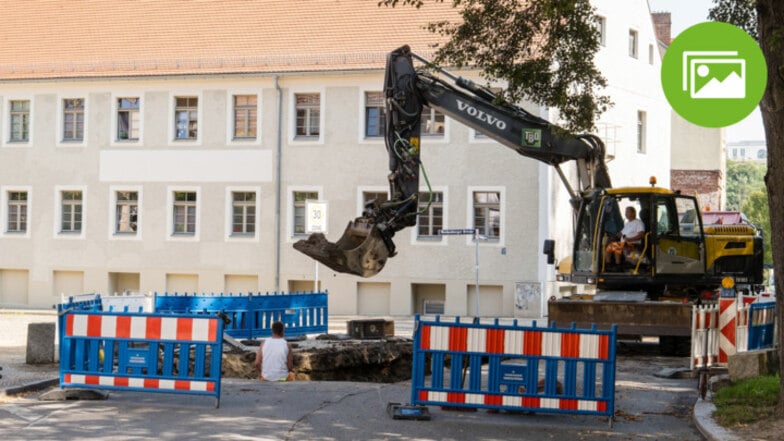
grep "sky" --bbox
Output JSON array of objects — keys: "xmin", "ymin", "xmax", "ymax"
[{"xmin": 647, "ymin": 0, "xmax": 766, "ymax": 143}]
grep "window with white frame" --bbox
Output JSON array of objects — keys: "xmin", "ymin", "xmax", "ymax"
[
  {"xmin": 233, "ymin": 95, "xmax": 257, "ymax": 140},
  {"xmin": 365, "ymin": 92, "xmax": 386, "ymax": 138},
  {"xmin": 648, "ymin": 44, "xmax": 654, "ymax": 64},
  {"xmin": 417, "ymin": 191, "xmax": 443, "ymax": 238},
  {"xmin": 629, "ymin": 29, "xmax": 638, "ymax": 59},
  {"xmin": 596, "ymin": 15, "xmax": 607, "ymax": 47},
  {"xmin": 172, "ymin": 191, "xmax": 197, "ymax": 235},
  {"xmin": 117, "ymin": 98, "xmax": 140, "ymax": 141},
  {"xmin": 63, "ymin": 99, "xmax": 85, "ymax": 142},
  {"xmin": 231, "ymin": 191, "xmax": 256, "ymax": 235},
  {"xmin": 115, "ymin": 191, "xmax": 138, "ymax": 234},
  {"xmin": 295, "ymin": 93, "xmax": 320, "ymax": 138},
  {"xmin": 362, "ymin": 191, "xmax": 389, "ymax": 210},
  {"xmin": 7, "ymin": 191, "xmax": 27, "ymax": 233},
  {"xmin": 174, "ymin": 97, "xmax": 198, "ymax": 140},
  {"xmin": 473, "ymin": 191, "xmax": 500, "ymax": 240},
  {"xmin": 420, "ymin": 106, "xmax": 445, "ymax": 137},
  {"xmin": 637, "ymin": 110, "xmax": 647, "ymax": 153},
  {"xmin": 60, "ymin": 190, "xmax": 82, "ymax": 233},
  {"xmin": 293, "ymin": 191, "xmax": 318, "ymax": 235},
  {"xmin": 9, "ymin": 100, "xmax": 30, "ymax": 142}
]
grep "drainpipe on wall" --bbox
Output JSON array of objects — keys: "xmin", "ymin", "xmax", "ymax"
[{"xmin": 274, "ymin": 75, "xmax": 283, "ymax": 292}]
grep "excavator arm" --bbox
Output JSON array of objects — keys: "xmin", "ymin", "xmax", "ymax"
[{"xmin": 294, "ymin": 45, "xmax": 610, "ymax": 277}]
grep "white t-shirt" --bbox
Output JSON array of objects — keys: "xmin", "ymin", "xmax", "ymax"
[
  {"xmin": 261, "ymin": 338, "xmax": 290, "ymax": 381},
  {"xmin": 621, "ymin": 219, "xmax": 645, "ymax": 244}
]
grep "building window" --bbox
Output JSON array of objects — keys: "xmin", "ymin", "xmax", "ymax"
[
  {"xmin": 365, "ymin": 92, "xmax": 386, "ymax": 138},
  {"xmin": 115, "ymin": 191, "xmax": 138, "ymax": 234},
  {"xmin": 362, "ymin": 191, "xmax": 389, "ymax": 209},
  {"xmin": 295, "ymin": 93, "xmax": 320, "ymax": 138},
  {"xmin": 117, "ymin": 98, "xmax": 140, "ymax": 141},
  {"xmin": 175, "ymin": 97, "xmax": 198, "ymax": 140},
  {"xmin": 61, "ymin": 191, "xmax": 82, "ymax": 233},
  {"xmin": 9, "ymin": 100, "xmax": 30, "ymax": 142},
  {"xmin": 293, "ymin": 191, "xmax": 318, "ymax": 235},
  {"xmin": 172, "ymin": 191, "xmax": 197, "ymax": 235},
  {"xmin": 596, "ymin": 15, "xmax": 607, "ymax": 47},
  {"xmin": 473, "ymin": 191, "xmax": 500, "ymax": 240},
  {"xmin": 417, "ymin": 191, "xmax": 443, "ymax": 238},
  {"xmin": 637, "ymin": 110, "xmax": 647, "ymax": 153},
  {"xmin": 7, "ymin": 191, "xmax": 27, "ymax": 233},
  {"xmin": 421, "ymin": 106, "xmax": 445, "ymax": 136},
  {"xmin": 63, "ymin": 99, "xmax": 85, "ymax": 142},
  {"xmin": 232, "ymin": 191, "xmax": 256, "ymax": 235},
  {"xmin": 629, "ymin": 29, "xmax": 638, "ymax": 59},
  {"xmin": 648, "ymin": 44, "xmax": 654, "ymax": 64},
  {"xmin": 233, "ymin": 95, "xmax": 257, "ymax": 140}
]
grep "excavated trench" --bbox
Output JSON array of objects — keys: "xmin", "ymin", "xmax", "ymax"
[{"xmin": 222, "ymin": 336, "xmax": 414, "ymax": 383}]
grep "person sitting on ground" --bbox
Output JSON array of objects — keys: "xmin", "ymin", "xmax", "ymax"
[
  {"xmin": 254, "ymin": 321, "xmax": 295, "ymax": 381},
  {"xmin": 605, "ymin": 206, "xmax": 645, "ymax": 266}
]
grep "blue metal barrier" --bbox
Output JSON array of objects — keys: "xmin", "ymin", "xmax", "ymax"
[
  {"xmin": 154, "ymin": 291, "xmax": 328, "ymax": 339},
  {"xmin": 748, "ymin": 302, "xmax": 776, "ymax": 350},
  {"xmin": 411, "ymin": 316, "xmax": 617, "ymax": 424},
  {"xmin": 56, "ymin": 293, "xmax": 103, "ymax": 342},
  {"xmin": 59, "ymin": 311, "xmax": 224, "ymax": 407}
]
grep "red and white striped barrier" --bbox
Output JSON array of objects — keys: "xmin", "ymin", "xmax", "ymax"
[
  {"xmin": 411, "ymin": 316, "xmax": 617, "ymax": 424},
  {"xmin": 691, "ymin": 304, "xmax": 719, "ymax": 370},
  {"xmin": 59, "ymin": 311, "xmax": 224, "ymax": 407}
]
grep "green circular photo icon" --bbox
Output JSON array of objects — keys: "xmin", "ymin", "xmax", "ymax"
[{"xmin": 661, "ymin": 21, "xmax": 767, "ymax": 128}]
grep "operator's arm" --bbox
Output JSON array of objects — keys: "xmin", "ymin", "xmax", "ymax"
[
  {"xmin": 254, "ymin": 341, "xmax": 264, "ymax": 369},
  {"xmin": 287, "ymin": 343, "xmax": 294, "ymax": 372}
]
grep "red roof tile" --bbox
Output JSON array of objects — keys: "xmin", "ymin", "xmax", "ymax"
[{"xmin": 0, "ymin": 0, "xmax": 461, "ymax": 79}]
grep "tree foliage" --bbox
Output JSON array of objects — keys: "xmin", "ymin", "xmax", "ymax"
[
  {"xmin": 710, "ymin": 0, "xmax": 784, "ymax": 417},
  {"xmin": 742, "ymin": 190, "xmax": 772, "ymax": 265},
  {"xmin": 725, "ymin": 160, "xmax": 766, "ymax": 210},
  {"xmin": 380, "ymin": 0, "xmax": 610, "ymax": 133},
  {"xmin": 708, "ymin": 0, "xmax": 758, "ymax": 40}
]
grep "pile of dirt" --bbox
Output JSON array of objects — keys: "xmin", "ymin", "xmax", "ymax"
[{"xmin": 221, "ymin": 336, "xmax": 414, "ymax": 383}]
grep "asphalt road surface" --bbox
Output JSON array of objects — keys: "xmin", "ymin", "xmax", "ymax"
[{"xmin": 0, "ymin": 340, "xmax": 703, "ymax": 441}]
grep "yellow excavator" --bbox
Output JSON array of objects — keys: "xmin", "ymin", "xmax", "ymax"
[{"xmin": 295, "ymin": 46, "xmax": 763, "ymax": 353}]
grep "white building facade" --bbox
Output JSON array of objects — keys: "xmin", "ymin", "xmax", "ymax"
[{"xmin": 0, "ymin": 0, "xmax": 669, "ymax": 316}]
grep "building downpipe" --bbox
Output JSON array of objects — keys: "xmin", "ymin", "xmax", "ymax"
[{"xmin": 274, "ymin": 75, "xmax": 283, "ymax": 292}]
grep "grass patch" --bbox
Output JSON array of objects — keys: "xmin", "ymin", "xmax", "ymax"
[{"xmin": 713, "ymin": 375, "xmax": 780, "ymax": 427}]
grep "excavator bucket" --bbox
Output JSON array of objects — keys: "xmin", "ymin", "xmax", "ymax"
[{"xmin": 293, "ymin": 218, "xmax": 391, "ymax": 278}]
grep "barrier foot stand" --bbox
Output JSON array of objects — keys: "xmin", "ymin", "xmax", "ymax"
[
  {"xmin": 386, "ymin": 402, "xmax": 431, "ymax": 420},
  {"xmin": 216, "ymin": 397, "xmax": 220, "ymax": 409}
]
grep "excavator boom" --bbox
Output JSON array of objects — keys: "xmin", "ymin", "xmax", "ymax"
[{"xmin": 294, "ymin": 45, "xmax": 609, "ymax": 277}]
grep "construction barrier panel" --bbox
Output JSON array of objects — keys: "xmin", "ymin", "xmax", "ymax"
[
  {"xmin": 691, "ymin": 304, "xmax": 719, "ymax": 370},
  {"xmin": 56, "ymin": 294, "xmax": 103, "ymax": 340},
  {"xmin": 59, "ymin": 311, "xmax": 224, "ymax": 407},
  {"xmin": 411, "ymin": 316, "xmax": 617, "ymax": 423},
  {"xmin": 102, "ymin": 294, "xmax": 153, "ymax": 313},
  {"xmin": 748, "ymin": 302, "xmax": 776, "ymax": 350},
  {"xmin": 154, "ymin": 291, "xmax": 328, "ymax": 339},
  {"xmin": 692, "ymin": 296, "xmax": 776, "ymax": 368}
]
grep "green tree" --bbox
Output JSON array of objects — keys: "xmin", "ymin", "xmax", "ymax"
[
  {"xmin": 380, "ymin": 0, "xmax": 610, "ymax": 133},
  {"xmin": 726, "ymin": 160, "xmax": 766, "ymax": 210},
  {"xmin": 742, "ymin": 190, "xmax": 772, "ymax": 265},
  {"xmin": 709, "ymin": 0, "xmax": 784, "ymax": 417}
]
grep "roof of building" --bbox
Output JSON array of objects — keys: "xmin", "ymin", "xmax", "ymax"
[{"xmin": 0, "ymin": 0, "xmax": 460, "ymax": 80}]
